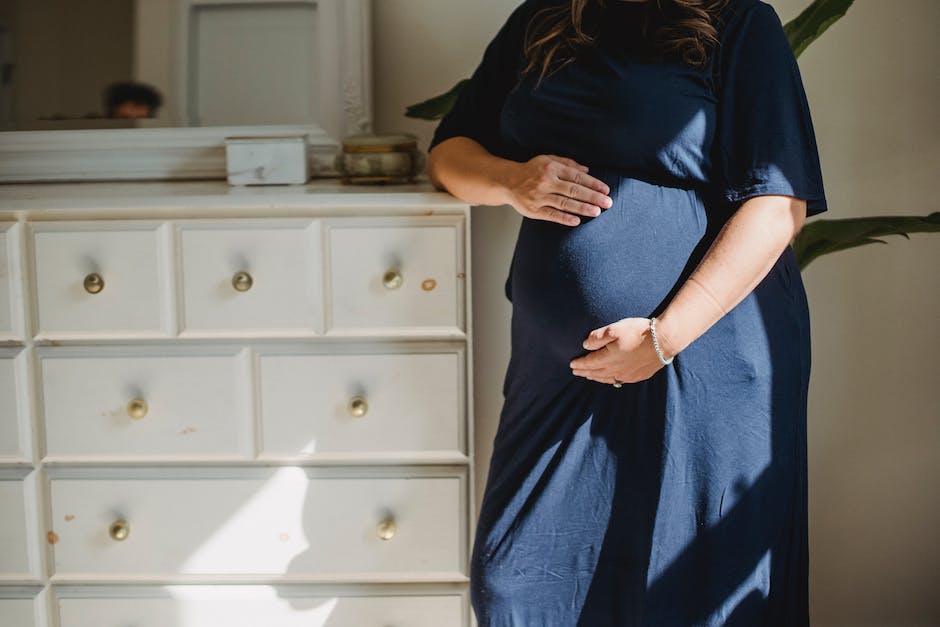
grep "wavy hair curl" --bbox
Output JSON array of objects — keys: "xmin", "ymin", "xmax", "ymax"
[{"xmin": 524, "ymin": 0, "xmax": 730, "ymax": 78}]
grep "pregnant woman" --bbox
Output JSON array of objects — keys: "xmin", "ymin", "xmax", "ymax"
[{"xmin": 428, "ymin": 0, "xmax": 826, "ymax": 624}]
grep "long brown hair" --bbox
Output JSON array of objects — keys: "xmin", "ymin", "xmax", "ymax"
[{"xmin": 524, "ymin": 0, "xmax": 730, "ymax": 79}]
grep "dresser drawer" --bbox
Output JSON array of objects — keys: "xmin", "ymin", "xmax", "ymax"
[
  {"xmin": 0, "ymin": 350, "xmax": 26, "ymax": 460},
  {"xmin": 0, "ymin": 223, "xmax": 16, "ymax": 337},
  {"xmin": 0, "ymin": 478, "xmax": 32, "ymax": 578},
  {"xmin": 328, "ymin": 219, "xmax": 463, "ymax": 334},
  {"xmin": 0, "ymin": 597, "xmax": 36, "ymax": 627},
  {"xmin": 30, "ymin": 223, "xmax": 168, "ymax": 337},
  {"xmin": 178, "ymin": 220, "xmax": 322, "ymax": 335},
  {"xmin": 40, "ymin": 350, "xmax": 249, "ymax": 461},
  {"xmin": 58, "ymin": 588, "xmax": 465, "ymax": 627},
  {"xmin": 49, "ymin": 472, "xmax": 465, "ymax": 578},
  {"xmin": 258, "ymin": 349, "xmax": 464, "ymax": 459}
]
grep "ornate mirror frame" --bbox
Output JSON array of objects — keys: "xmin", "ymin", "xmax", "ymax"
[{"xmin": 0, "ymin": 0, "xmax": 372, "ymax": 183}]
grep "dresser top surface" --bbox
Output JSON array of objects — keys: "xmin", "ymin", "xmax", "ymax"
[{"xmin": 0, "ymin": 179, "xmax": 468, "ymax": 216}]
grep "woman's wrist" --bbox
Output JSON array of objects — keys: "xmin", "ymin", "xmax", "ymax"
[
  {"xmin": 491, "ymin": 159, "xmax": 522, "ymax": 207},
  {"xmin": 648, "ymin": 317, "xmax": 675, "ymax": 365},
  {"xmin": 650, "ymin": 312, "xmax": 683, "ymax": 360},
  {"xmin": 653, "ymin": 286, "xmax": 729, "ymax": 360}
]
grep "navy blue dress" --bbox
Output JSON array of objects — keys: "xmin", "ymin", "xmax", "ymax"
[{"xmin": 430, "ymin": 1, "xmax": 827, "ymax": 624}]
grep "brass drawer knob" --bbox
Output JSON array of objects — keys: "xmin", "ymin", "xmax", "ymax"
[
  {"xmin": 126, "ymin": 399, "xmax": 148, "ymax": 420},
  {"xmin": 376, "ymin": 518, "xmax": 397, "ymax": 541},
  {"xmin": 109, "ymin": 519, "xmax": 130, "ymax": 542},
  {"xmin": 83, "ymin": 273, "xmax": 105, "ymax": 295},
  {"xmin": 382, "ymin": 270, "xmax": 403, "ymax": 290},
  {"xmin": 232, "ymin": 271, "xmax": 254, "ymax": 292},
  {"xmin": 348, "ymin": 397, "xmax": 369, "ymax": 418}
]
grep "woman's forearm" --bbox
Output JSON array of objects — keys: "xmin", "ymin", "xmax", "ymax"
[
  {"xmin": 655, "ymin": 195, "xmax": 808, "ymax": 357},
  {"xmin": 428, "ymin": 137, "xmax": 518, "ymax": 207}
]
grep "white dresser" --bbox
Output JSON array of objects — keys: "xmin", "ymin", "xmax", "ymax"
[{"xmin": 0, "ymin": 182, "xmax": 474, "ymax": 627}]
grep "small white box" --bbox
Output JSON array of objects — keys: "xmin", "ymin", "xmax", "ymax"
[{"xmin": 225, "ymin": 135, "xmax": 309, "ymax": 185}]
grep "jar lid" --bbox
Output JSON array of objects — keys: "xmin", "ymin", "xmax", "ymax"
[{"xmin": 342, "ymin": 132, "xmax": 418, "ymax": 154}]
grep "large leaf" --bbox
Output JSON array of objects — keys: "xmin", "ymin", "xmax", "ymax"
[
  {"xmin": 793, "ymin": 213, "xmax": 940, "ymax": 269},
  {"xmin": 405, "ymin": 79, "xmax": 471, "ymax": 121},
  {"xmin": 784, "ymin": 0, "xmax": 855, "ymax": 58}
]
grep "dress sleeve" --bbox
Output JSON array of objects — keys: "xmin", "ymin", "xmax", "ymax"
[
  {"xmin": 713, "ymin": 1, "xmax": 828, "ymax": 217},
  {"xmin": 428, "ymin": 1, "xmax": 536, "ymax": 157}
]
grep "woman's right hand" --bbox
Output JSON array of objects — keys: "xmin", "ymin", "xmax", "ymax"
[{"xmin": 503, "ymin": 155, "xmax": 613, "ymax": 226}]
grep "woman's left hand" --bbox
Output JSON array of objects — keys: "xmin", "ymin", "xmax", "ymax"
[{"xmin": 570, "ymin": 317, "xmax": 665, "ymax": 385}]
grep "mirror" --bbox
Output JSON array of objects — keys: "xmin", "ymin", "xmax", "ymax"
[
  {"xmin": 0, "ymin": 0, "xmax": 371, "ymax": 183},
  {"xmin": 0, "ymin": 0, "xmax": 368, "ymax": 133}
]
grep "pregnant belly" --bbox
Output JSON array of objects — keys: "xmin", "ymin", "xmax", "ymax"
[{"xmin": 508, "ymin": 176, "xmax": 709, "ymax": 363}]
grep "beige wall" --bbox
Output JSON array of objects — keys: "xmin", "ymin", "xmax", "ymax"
[
  {"xmin": 373, "ymin": 1, "xmax": 940, "ymax": 624},
  {"xmin": 775, "ymin": 1, "xmax": 940, "ymax": 624}
]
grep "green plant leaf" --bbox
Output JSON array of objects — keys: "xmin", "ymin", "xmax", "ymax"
[
  {"xmin": 404, "ymin": 79, "xmax": 470, "ymax": 120},
  {"xmin": 783, "ymin": 0, "xmax": 855, "ymax": 58},
  {"xmin": 793, "ymin": 213, "xmax": 940, "ymax": 270}
]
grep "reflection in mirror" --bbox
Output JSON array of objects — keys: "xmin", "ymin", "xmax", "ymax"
[
  {"xmin": 0, "ymin": 0, "xmax": 137, "ymax": 130},
  {"xmin": 0, "ymin": 0, "xmax": 321, "ymax": 131}
]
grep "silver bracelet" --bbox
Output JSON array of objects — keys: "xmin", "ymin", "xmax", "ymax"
[{"xmin": 649, "ymin": 316, "xmax": 674, "ymax": 366}]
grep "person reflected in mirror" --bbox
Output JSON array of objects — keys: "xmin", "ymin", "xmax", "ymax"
[{"xmin": 104, "ymin": 81, "xmax": 163, "ymax": 119}]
